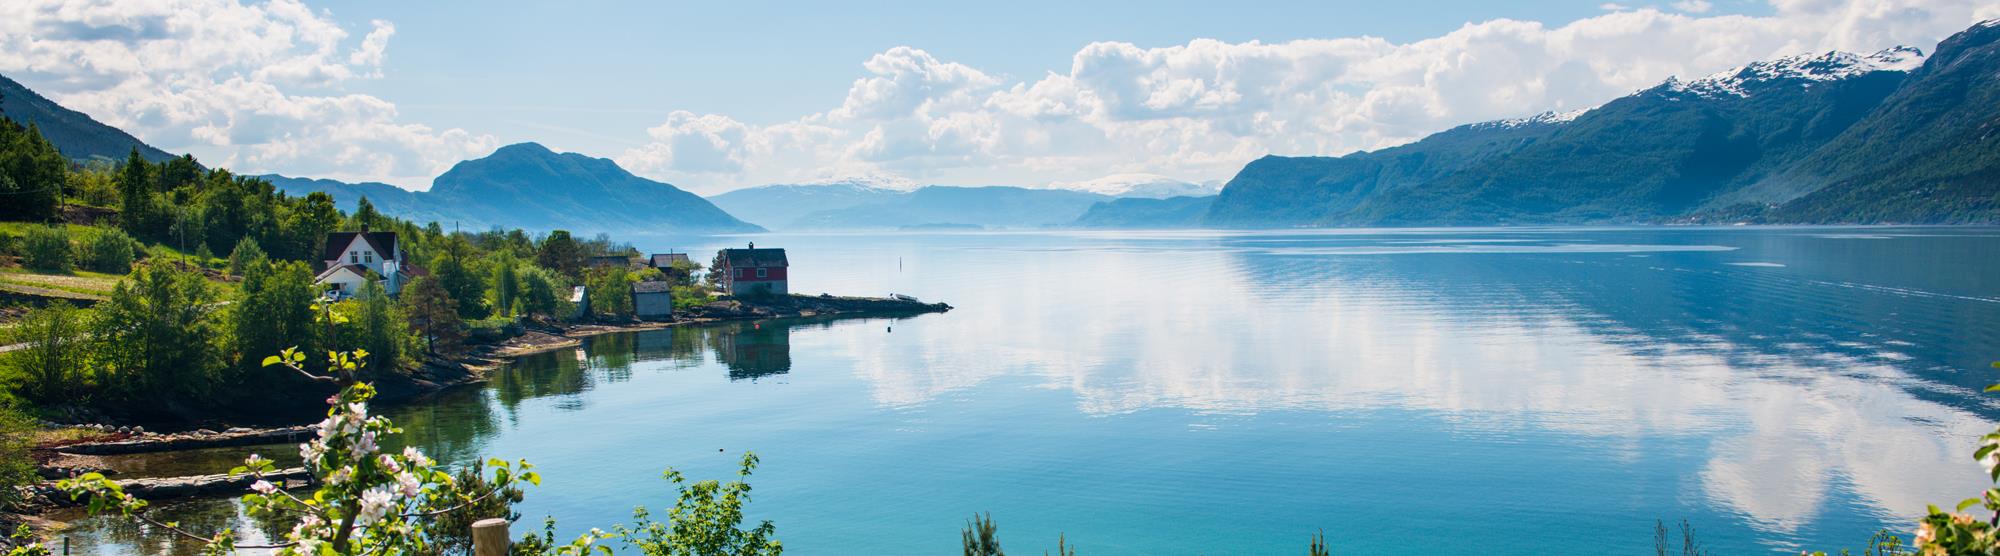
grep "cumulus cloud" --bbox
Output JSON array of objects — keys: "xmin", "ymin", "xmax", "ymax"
[
  {"xmin": 619, "ymin": 0, "xmax": 2000, "ymax": 194},
  {"xmin": 0, "ymin": 0, "xmax": 495, "ymax": 188}
]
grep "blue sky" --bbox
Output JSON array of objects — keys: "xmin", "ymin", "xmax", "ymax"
[{"xmin": 3, "ymin": 0, "xmax": 1990, "ymax": 193}]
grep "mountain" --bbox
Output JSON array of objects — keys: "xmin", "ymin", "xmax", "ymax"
[
  {"xmin": 788, "ymin": 186, "xmax": 1110, "ymax": 229},
  {"xmin": 1045, "ymin": 174, "xmax": 1221, "ymax": 199},
  {"xmin": 1072, "ymin": 195, "xmax": 1216, "ymax": 228},
  {"xmin": 0, "ymin": 74, "xmax": 175, "ymax": 163},
  {"xmin": 1753, "ymin": 21, "xmax": 2000, "ymax": 223},
  {"xmin": 271, "ymin": 143, "xmax": 762, "ymax": 234},
  {"xmin": 257, "ymin": 174, "xmax": 450, "ymax": 222},
  {"xmin": 1205, "ymin": 21, "xmax": 2000, "ymax": 227},
  {"xmin": 1206, "ymin": 110, "xmax": 1576, "ymax": 226},
  {"xmin": 708, "ymin": 180, "xmax": 907, "ymax": 230}
]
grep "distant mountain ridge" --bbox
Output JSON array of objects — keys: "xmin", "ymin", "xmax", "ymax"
[
  {"xmin": 0, "ymin": 74, "xmax": 175, "ymax": 164},
  {"xmin": 1205, "ymin": 20, "xmax": 2000, "ymax": 226},
  {"xmin": 711, "ymin": 183, "xmax": 1111, "ymax": 230},
  {"xmin": 274, "ymin": 143, "xmax": 762, "ymax": 234}
]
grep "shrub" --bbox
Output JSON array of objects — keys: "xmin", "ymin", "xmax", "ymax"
[
  {"xmin": 76, "ymin": 227, "xmax": 138, "ymax": 274},
  {"xmin": 19, "ymin": 225, "xmax": 71, "ymax": 272},
  {"xmin": 226, "ymin": 236, "xmax": 265, "ymax": 276}
]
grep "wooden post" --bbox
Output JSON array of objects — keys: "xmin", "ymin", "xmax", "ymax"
[{"xmin": 471, "ymin": 518, "xmax": 510, "ymax": 556}]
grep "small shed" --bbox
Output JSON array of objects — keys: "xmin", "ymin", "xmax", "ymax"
[
  {"xmin": 568, "ymin": 286, "xmax": 589, "ymax": 320},
  {"xmin": 587, "ymin": 255, "xmax": 633, "ymax": 270},
  {"xmin": 631, "ymin": 281, "xmax": 674, "ymax": 319}
]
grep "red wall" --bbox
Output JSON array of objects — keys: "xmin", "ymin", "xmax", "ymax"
[{"xmin": 732, "ymin": 267, "xmax": 787, "ymax": 281}]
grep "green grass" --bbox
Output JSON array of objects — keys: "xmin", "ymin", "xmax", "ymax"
[{"xmin": 0, "ymin": 268, "xmax": 121, "ymax": 296}]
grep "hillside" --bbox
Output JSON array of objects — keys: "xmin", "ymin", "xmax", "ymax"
[
  {"xmin": 1204, "ymin": 21, "xmax": 2000, "ymax": 227},
  {"xmin": 0, "ymin": 74, "xmax": 175, "ymax": 164},
  {"xmin": 708, "ymin": 181, "xmax": 907, "ymax": 230},
  {"xmin": 1755, "ymin": 21, "xmax": 2000, "ymax": 223},
  {"xmin": 1071, "ymin": 196, "xmax": 1216, "ymax": 228},
  {"xmin": 788, "ymin": 186, "xmax": 1109, "ymax": 229},
  {"xmin": 269, "ymin": 144, "xmax": 762, "ymax": 235}
]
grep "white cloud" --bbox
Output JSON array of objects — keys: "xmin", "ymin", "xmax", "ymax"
[
  {"xmin": 1673, "ymin": 0, "xmax": 1715, "ymax": 13},
  {"xmin": 620, "ymin": 0, "xmax": 2000, "ymax": 194},
  {"xmin": 0, "ymin": 0, "xmax": 494, "ymax": 188}
]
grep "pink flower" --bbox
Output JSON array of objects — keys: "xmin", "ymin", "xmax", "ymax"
[{"xmin": 250, "ymin": 480, "xmax": 277, "ymax": 494}]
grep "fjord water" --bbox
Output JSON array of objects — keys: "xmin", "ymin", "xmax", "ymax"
[{"xmin": 70, "ymin": 228, "xmax": 2000, "ymax": 554}]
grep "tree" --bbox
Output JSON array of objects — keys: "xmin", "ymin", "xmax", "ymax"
[
  {"xmin": 19, "ymin": 225, "xmax": 70, "ymax": 272},
  {"xmin": 615, "ymin": 452, "xmax": 782, "ymax": 556},
  {"xmin": 354, "ymin": 281, "xmax": 407, "ymax": 374},
  {"xmin": 403, "ymin": 276, "xmax": 464, "ymax": 356},
  {"xmin": 489, "ymin": 252, "xmax": 520, "ymax": 317},
  {"xmin": 76, "ymin": 227, "xmax": 138, "ymax": 274},
  {"xmin": 587, "ymin": 266, "xmax": 637, "ymax": 317},
  {"xmin": 4, "ymin": 301, "xmax": 89, "ymax": 404},
  {"xmin": 116, "ymin": 149, "xmax": 159, "ymax": 238},
  {"xmin": 434, "ymin": 238, "xmax": 488, "ymax": 319},
  {"xmin": 283, "ymin": 192, "xmax": 340, "ymax": 261},
  {"xmin": 352, "ymin": 196, "xmax": 382, "ymax": 231},
  {"xmin": 518, "ymin": 265, "xmax": 562, "ymax": 317},
  {"xmin": 536, "ymin": 229, "xmax": 585, "ymax": 279},
  {"xmin": 90, "ymin": 262, "xmax": 223, "ymax": 402},
  {"xmin": 227, "ymin": 236, "xmax": 266, "ymax": 276},
  {"xmin": 0, "ymin": 119, "xmax": 66, "ymax": 221},
  {"xmin": 232, "ymin": 259, "xmax": 317, "ymax": 382}
]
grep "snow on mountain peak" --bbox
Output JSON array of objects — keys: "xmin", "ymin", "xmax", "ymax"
[
  {"xmin": 1670, "ymin": 46, "xmax": 1925, "ymax": 99},
  {"xmin": 1044, "ymin": 173, "xmax": 1220, "ymax": 198},
  {"xmin": 1472, "ymin": 109, "xmax": 1590, "ymax": 130},
  {"xmin": 795, "ymin": 173, "xmax": 921, "ymax": 191}
]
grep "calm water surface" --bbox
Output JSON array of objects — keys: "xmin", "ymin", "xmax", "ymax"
[{"xmin": 62, "ymin": 227, "xmax": 2000, "ymax": 554}]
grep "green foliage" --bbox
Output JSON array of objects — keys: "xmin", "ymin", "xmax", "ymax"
[
  {"xmin": 1308, "ymin": 530, "xmax": 1327, "ymax": 556},
  {"xmin": 422, "ymin": 460, "xmax": 525, "ymax": 556},
  {"xmin": 90, "ymin": 261, "xmax": 223, "ymax": 402},
  {"xmin": 536, "ymin": 230, "xmax": 584, "ymax": 280},
  {"xmin": 65, "ymin": 164, "xmax": 118, "ymax": 208},
  {"xmin": 615, "ymin": 452, "xmax": 782, "ymax": 556},
  {"xmin": 19, "ymin": 224, "xmax": 69, "ymax": 272},
  {"xmin": 435, "ymin": 237, "xmax": 489, "ymax": 319},
  {"xmin": 226, "ymin": 235, "xmax": 265, "ymax": 276},
  {"xmin": 233, "ymin": 259, "xmax": 317, "ymax": 383},
  {"xmin": 404, "ymin": 276, "xmax": 465, "ymax": 356},
  {"xmin": 3, "ymin": 301, "xmax": 89, "ymax": 404},
  {"xmin": 963, "ymin": 513, "xmax": 1001, "ymax": 556},
  {"xmin": 670, "ymin": 285, "xmax": 710, "ymax": 311},
  {"xmin": 0, "ymin": 118, "xmax": 66, "ymax": 222},
  {"xmin": 518, "ymin": 265, "xmax": 563, "ymax": 317},
  {"xmin": 490, "ymin": 251, "xmax": 520, "ymax": 317},
  {"xmin": 586, "ymin": 266, "xmax": 637, "ymax": 318},
  {"xmin": 75, "ymin": 226, "xmax": 138, "ymax": 273},
  {"xmin": 0, "ymin": 406, "xmax": 39, "ymax": 510},
  {"xmin": 355, "ymin": 281, "xmax": 409, "ymax": 374}
]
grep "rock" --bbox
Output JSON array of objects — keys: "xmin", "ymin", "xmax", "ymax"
[
  {"xmin": 195, "ymin": 429, "xmax": 218, "ymax": 436},
  {"xmin": 131, "ymin": 426, "xmax": 144, "ymax": 434}
]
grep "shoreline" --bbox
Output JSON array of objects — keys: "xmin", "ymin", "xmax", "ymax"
[{"xmin": 19, "ymin": 293, "xmax": 950, "ymax": 514}]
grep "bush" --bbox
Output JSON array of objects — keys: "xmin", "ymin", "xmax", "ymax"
[
  {"xmin": 19, "ymin": 225, "xmax": 71, "ymax": 272},
  {"xmin": 75, "ymin": 227, "xmax": 138, "ymax": 274},
  {"xmin": 4, "ymin": 301, "xmax": 90, "ymax": 404}
]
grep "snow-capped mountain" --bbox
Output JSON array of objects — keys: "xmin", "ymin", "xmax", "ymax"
[
  {"xmin": 1467, "ymin": 109, "xmax": 1590, "ymax": 130},
  {"xmin": 1044, "ymin": 173, "xmax": 1221, "ymax": 198},
  {"xmin": 1664, "ymin": 46, "xmax": 1925, "ymax": 99}
]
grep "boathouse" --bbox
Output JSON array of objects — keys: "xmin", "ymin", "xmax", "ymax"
[{"xmin": 632, "ymin": 281, "xmax": 674, "ymax": 319}]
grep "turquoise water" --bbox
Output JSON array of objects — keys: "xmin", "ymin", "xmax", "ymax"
[{"xmin": 60, "ymin": 227, "xmax": 2000, "ymax": 554}]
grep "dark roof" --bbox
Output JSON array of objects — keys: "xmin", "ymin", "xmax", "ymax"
[
  {"xmin": 650, "ymin": 253, "xmax": 691, "ymax": 267},
  {"xmin": 718, "ymin": 248, "xmax": 788, "ymax": 268},
  {"xmin": 631, "ymin": 281, "xmax": 674, "ymax": 294},
  {"xmin": 322, "ymin": 231, "xmax": 398, "ymax": 262}
]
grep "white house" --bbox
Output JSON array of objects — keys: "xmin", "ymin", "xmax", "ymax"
[{"xmin": 314, "ymin": 229, "xmax": 412, "ymax": 299}]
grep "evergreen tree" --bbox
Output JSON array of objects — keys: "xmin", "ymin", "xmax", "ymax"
[
  {"xmin": 403, "ymin": 276, "xmax": 465, "ymax": 356},
  {"xmin": 0, "ymin": 119, "xmax": 67, "ymax": 221},
  {"xmin": 536, "ymin": 229, "xmax": 585, "ymax": 279},
  {"xmin": 226, "ymin": 236, "xmax": 266, "ymax": 276},
  {"xmin": 115, "ymin": 149, "xmax": 157, "ymax": 238}
]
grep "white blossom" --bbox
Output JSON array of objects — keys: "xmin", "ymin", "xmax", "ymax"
[
  {"xmin": 250, "ymin": 480, "xmax": 277, "ymax": 495},
  {"xmin": 403, "ymin": 446, "xmax": 431, "ymax": 468},
  {"xmin": 357, "ymin": 488, "xmax": 394, "ymax": 525},
  {"xmin": 396, "ymin": 471, "xmax": 422, "ymax": 497}
]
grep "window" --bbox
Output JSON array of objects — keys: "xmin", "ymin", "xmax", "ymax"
[
  {"xmin": 350, "ymin": 251, "xmax": 359, "ymax": 264},
  {"xmin": 756, "ymin": 268, "xmax": 768, "ymax": 278},
  {"xmin": 364, "ymin": 251, "xmax": 373, "ymax": 264},
  {"xmin": 737, "ymin": 268, "xmax": 748, "ymax": 278}
]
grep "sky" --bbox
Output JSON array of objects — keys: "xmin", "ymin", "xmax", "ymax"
[{"xmin": 2, "ymin": 0, "xmax": 1997, "ymax": 195}]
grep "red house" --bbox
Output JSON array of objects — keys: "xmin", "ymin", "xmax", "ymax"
[{"xmin": 713, "ymin": 243, "xmax": 788, "ymax": 296}]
